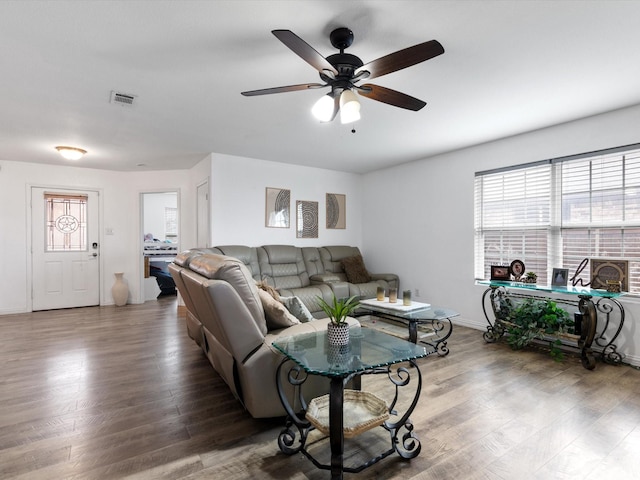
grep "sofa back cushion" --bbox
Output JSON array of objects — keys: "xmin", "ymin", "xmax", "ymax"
[
  {"xmin": 212, "ymin": 245, "xmax": 261, "ymax": 281},
  {"xmin": 302, "ymin": 247, "xmax": 324, "ymax": 276},
  {"xmin": 189, "ymin": 254, "xmax": 267, "ymax": 335},
  {"xmin": 319, "ymin": 246, "xmax": 363, "ymax": 279},
  {"xmin": 257, "ymin": 245, "xmax": 310, "ymax": 289}
]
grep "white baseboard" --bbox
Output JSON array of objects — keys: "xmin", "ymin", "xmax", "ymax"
[
  {"xmin": 0, "ymin": 307, "xmax": 28, "ymax": 315},
  {"xmin": 452, "ymin": 316, "xmax": 486, "ymax": 331}
]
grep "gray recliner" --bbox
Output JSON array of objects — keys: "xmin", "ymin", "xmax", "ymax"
[{"xmin": 169, "ymin": 252, "xmax": 359, "ymax": 418}]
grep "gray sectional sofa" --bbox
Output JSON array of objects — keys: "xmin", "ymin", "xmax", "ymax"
[{"xmin": 168, "ymin": 245, "xmax": 398, "ymax": 418}]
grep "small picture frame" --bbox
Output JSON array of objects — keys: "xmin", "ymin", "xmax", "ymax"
[
  {"xmin": 490, "ymin": 265, "xmax": 511, "ymax": 281},
  {"xmin": 590, "ymin": 259, "xmax": 629, "ymax": 291},
  {"xmin": 510, "ymin": 259, "xmax": 525, "ymax": 279},
  {"xmin": 551, "ymin": 268, "xmax": 569, "ymax": 287}
]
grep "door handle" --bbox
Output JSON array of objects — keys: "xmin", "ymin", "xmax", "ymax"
[{"xmin": 89, "ymin": 253, "xmax": 98, "ymax": 258}]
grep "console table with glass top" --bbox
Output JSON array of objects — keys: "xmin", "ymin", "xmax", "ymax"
[
  {"xmin": 356, "ymin": 299, "xmax": 457, "ymax": 356},
  {"xmin": 272, "ymin": 327, "xmax": 433, "ymax": 480},
  {"xmin": 478, "ymin": 280, "xmax": 626, "ymax": 369}
]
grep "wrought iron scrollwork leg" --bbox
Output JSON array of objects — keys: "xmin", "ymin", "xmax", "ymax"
[
  {"xmin": 578, "ymin": 296, "xmax": 597, "ymax": 370},
  {"xmin": 594, "ymin": 297, "xmax": 626, "ymax": 364},
  {"xmin": 385, "ymin": 360, "xmax": 422, "ymax": 459},
  {"xmin": 482, "ymin": 286, "xmax": 508, "ymax": 342},
  {"xmin": 275, "ymin": 358, "xmax": 311, "ymax": 455}
]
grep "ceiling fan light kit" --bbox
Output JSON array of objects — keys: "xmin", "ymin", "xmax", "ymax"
[
  {"xmin": 339, "ymin": 89, "xmax": 360, "ymax": 124},
  {"xmin": 241, "ymin": 27, "xmax": 444, "ymax": 123},
  {"xmin": 311, "ymin": 93, "xmax": 336, "ymax": 122}
]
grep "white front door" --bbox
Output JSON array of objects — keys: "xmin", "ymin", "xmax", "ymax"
[{"xmin": 31, "ymin": 188, "xmax": 100, "ymax": 311}]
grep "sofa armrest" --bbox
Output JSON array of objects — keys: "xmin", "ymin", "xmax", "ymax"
[
  {"xmin": 310, "ymin": 273, "xmax": 342, "ymax": 283},
  {"xmin": 325, "ymin": 281, "xmax": 350, "ymax": 300}
]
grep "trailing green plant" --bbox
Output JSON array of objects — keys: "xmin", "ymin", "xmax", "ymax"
[
  {"xmin": 499, "ymin": 297, "xmax": 574, "ymax": 360},
  {"xmin": 317, "ymin": 295, "xmax": 359, "ymax": 325}
]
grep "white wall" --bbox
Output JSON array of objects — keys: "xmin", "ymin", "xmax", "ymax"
[
  {"xmin": 363, "ymin": 103, "xmax": 640, "ymax": 366},
  {"xmin": 0, "ymin": 160, "xmax": 194, "ymax": 313},
  {"xmin": 209, "ymin": 153, "xmax": 363, "ymax": 248},
  {"xmin": 143, "ymin": 192, "xmax": 178, "ymax": 242}
]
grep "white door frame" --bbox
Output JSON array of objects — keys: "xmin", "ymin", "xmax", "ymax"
[
  {"xmin": 196, "ymin": 178, "xmax": 210, "ymax": 248},
  {"xmin": 26, "ymin": 184, "xmax": 104, "ymax": 311}
]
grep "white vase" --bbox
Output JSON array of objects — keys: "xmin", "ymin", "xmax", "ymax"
[
  {"xmin": 112, "ymin": 272, "xmax": 128, "ymax": 306},
  {"xmin": 327, "ymin": 322, "xmax": 350, "ymax": 345}
]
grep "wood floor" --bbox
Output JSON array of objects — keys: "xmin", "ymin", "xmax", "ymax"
[{"xmin": 1, "ymin": 297, "xmax": 639, "ymax": 480}]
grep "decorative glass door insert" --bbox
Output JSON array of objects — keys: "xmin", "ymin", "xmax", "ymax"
[{"xmin": 45, "ymin": 193, "xmax": 88, "ymax": 252}]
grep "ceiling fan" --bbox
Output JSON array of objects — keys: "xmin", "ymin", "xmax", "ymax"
[{"xmin": 241, "ymin": 27, "xmax": 444, "ymax": 124}]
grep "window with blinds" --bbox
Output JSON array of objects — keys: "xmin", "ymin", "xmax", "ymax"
[{"xmin": 474, "ymin": 144, "xmax": 640, "ymax": 294}]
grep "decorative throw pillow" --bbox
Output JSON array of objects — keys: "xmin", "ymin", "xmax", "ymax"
[
  {"xmin": 281, "ymin": 296, "xmax": 315, "ymax": 323},
  {"xmin": 341, "ymin": 255, "xmax": 371, "ymax": 284},
  {"xmin": 257, "ymin": 289, "xmax": 300, "ymax": 330},
  {"xmin": 255, "ymin": 280, "xmax": 281, "ymax": 301}
]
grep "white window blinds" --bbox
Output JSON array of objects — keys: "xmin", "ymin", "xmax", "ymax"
[{"xmin": 475, "ymin": 144, "xmax": 640, "ymax": 294}]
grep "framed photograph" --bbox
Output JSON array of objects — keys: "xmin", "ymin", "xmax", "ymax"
[
  {"xmin": 326, "ymin": 193, "xmax": 346, "ymax": 229},
  {"xmin": 296, "ymin": 200, "xmax": 318, "ymax": 238},
  {"xmin": 490, "ymin": 265, "xmax": 511, "ymax": 281},
  {"xmin": 590, "ymin": 259, "xmax": 629, "ymax": 291},
  {"xmin": 510, "ymin": 259, "xmax": 525, "ymax": 278},
  {"xmin": 265, "ymin": 187, "xmax": 290, "ymax": 228},
  {"xmin": 551, "ymin": 268, "xmax": 569, "ymax": 287}
]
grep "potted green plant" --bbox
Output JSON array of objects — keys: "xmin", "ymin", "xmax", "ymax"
[
  {"xmin": 317, "ymin": 295, "xmax": 359, "ymax": 345},
  {"xmin": 524, "ymin": 272, "xmax": 537, "ymax": 284},
  {"xmin": 501, "ymin": 297, "xmax": 574, "ymax": 360}
]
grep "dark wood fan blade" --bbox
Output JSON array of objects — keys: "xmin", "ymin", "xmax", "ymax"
[
  {"xmin": 241, "ymin": 83, "xmax": 325, "ymax": 96},
  {"xmin": 356, "ymin": 40, "xmax": 444, "ymax": 80},
  {"xmin": 359, "ymin": 84, "xmax": 426, "ymax": 111},
  {"xmin": 272, "ymin": 30, "xmax": 338, "ymax": 75}
]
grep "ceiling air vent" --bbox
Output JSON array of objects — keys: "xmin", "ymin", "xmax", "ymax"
[{"xmin": 110, "ymin": 91, "xmax": 136, "ymax": 107}]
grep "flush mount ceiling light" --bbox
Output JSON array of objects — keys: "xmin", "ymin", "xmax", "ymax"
[
  {"xmin": 242, "ymin": 27, "xmax": 443, "ymax": 123},
  {"xmin": 55, "ymin": 146, "xmax": 87, "ymax": 161}
]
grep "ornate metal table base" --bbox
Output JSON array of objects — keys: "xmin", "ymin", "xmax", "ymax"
[
  {"xmin": 481, "ymin": 285, "xmax": 625, "ymax": 370},
  {"xmin": 276, "ymin": 359, "xmax": 422, "ymax": 479},
  {"xmin": 355, "ymin": 306, "xmax": 456, "ymax": 357},
  {"xmin": 407, "ymin": 317, "xmax": 452, "ymax": 356}
]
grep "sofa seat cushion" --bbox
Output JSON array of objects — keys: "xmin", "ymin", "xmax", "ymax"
[{"xmin": 341, "ymin": 255, "xmax": 371, "ymax": 284}]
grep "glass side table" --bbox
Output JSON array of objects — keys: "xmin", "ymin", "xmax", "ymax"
[
  {"xmin": 272, "ymin": 326, "xmax": 435, "ymax": 480},
  {"xmin": 356, "ymin": 298, "xmax": 458, "ymax": 355}
]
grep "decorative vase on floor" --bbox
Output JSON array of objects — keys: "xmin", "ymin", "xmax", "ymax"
[
  {"xmin": 112, "ymin": 272, "xmax": 128, "ymax": 306},
  {"xmin": 327, "ymin": 322, "xmax": 350, "ymax": 346}
]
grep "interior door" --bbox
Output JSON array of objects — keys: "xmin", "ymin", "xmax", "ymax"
[{"xmin": 31, "ymin": 187, "xmax": 100, "ymax": 310}]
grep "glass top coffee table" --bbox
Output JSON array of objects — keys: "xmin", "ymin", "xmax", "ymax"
[
  {"xmin": 272, "ymin": 327, "xmax": 434, "ymax": 480},
  {"xmin": 356, "ymin": 298, "xmax": 458, "ymax": 356}
]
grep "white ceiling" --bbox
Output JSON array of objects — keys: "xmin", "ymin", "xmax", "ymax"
[{"xmin": 2, "ymin": 0, "xmax": 640, "ymax": 174}]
